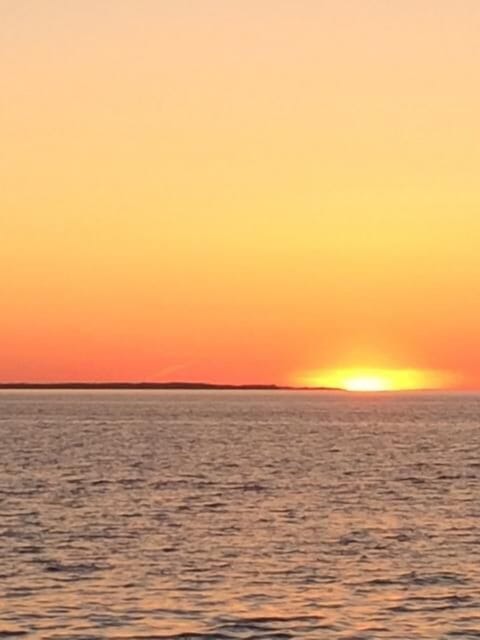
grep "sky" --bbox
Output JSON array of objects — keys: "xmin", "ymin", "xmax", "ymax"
[{"xmin": 1, "ymin": 1, "xmax": 480, "ymax": 388}]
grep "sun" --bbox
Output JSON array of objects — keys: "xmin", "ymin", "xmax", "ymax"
[
  {"xmin": 343, "ymin": 375, "xmax": 392, "ymax": 392},
  {"xmin": 300, "ymin": 367, "xmax": 448, "ymax": 392}
]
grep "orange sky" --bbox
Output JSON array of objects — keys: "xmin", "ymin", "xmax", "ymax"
[{"xmin": 1, "ymin": 1, "xmax": 480, "ymax": 388}]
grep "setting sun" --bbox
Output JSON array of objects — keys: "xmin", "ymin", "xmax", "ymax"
[
  {"xmin": 301, "ymin": 368, "xmax": 453, "ymax": 392},
  {"xmin": 343, "ymin": 375, "xmax": 392, "ymax": 392}
]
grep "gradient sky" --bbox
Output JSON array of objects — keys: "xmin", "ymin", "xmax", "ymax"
[{"xmin": 1, "ymin": 1, "xmax": 480, "ymax": 387}]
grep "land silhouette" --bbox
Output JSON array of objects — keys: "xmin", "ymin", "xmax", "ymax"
[{"xmin": 0, "ymin": 382, "xmax": 340, "ymax": 391}]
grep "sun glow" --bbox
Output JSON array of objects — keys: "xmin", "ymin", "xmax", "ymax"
[{"xmin": 301, "ymin": 368, "xmax": 450, "ymax": 392}]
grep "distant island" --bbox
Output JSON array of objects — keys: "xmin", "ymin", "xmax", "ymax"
[{"xmin": 0, "ymin": 382, "xmax": 341, "ymax": 391}]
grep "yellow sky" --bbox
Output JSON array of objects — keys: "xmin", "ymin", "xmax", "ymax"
[{"xmin": 1, "ymin": 1, "xmax": 480, "ymax": 387}]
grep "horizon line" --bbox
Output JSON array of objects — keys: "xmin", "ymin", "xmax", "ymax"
[{"xmin": 0, "ymin": 381, "xmax": 470, "ymax": 393}]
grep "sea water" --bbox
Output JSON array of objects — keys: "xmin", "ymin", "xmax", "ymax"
[{"xmin": 1, "ymin": 390, "xmax": 480, "ymax": 639}]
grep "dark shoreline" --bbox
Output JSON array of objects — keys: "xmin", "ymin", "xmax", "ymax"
[{"xmin": 0, "ymin": 382, "xmax": 341, "ymax": 391}]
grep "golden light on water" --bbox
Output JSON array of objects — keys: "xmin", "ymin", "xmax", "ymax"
[{"xmin": 301, "ymin": 368, "xmax": 453, "ymax": 392}]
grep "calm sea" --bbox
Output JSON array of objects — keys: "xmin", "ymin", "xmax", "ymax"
[{"xmin": 1, "ymin": 390, "xmax": 480, "ymax": 639}]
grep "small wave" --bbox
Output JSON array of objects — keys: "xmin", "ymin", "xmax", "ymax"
[
  {"xmin": 41, "ymin": 560, "xmax": 111, "ymax": 575},
  {"xmin": 407, "ymin": 571, "xmax": 468, "ymax": 586}
]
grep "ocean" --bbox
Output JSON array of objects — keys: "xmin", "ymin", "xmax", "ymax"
[{"xmin": 1, "ymin": 390, "xmax": 480, "ymax": 639}]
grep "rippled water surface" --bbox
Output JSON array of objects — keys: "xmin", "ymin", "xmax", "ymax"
[{"xmin": 2, "ymin": 391, "xmax": 480, "ymax": 639}]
